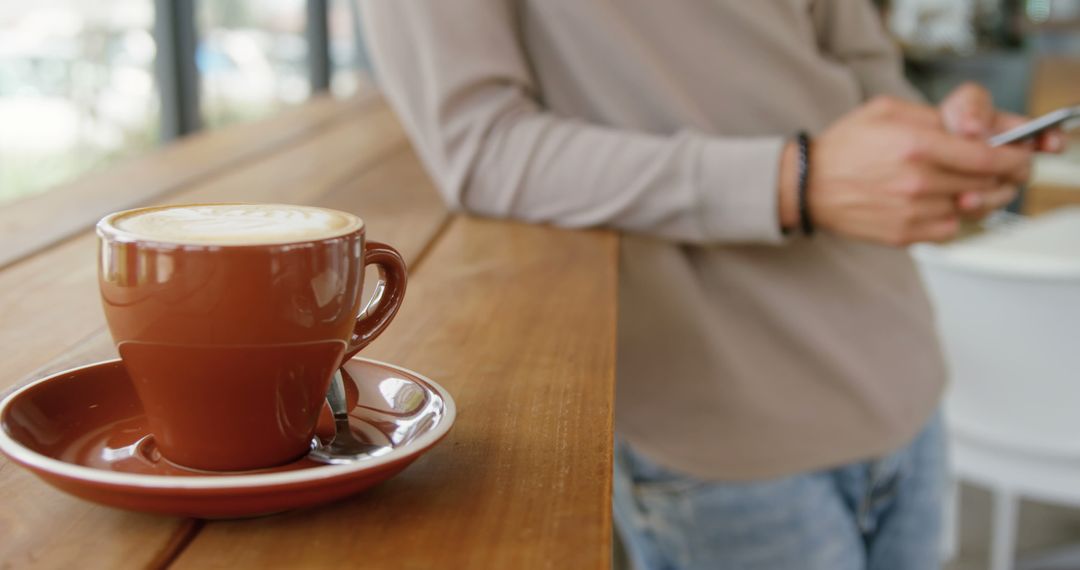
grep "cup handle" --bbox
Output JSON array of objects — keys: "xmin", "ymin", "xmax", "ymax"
[{"xmin": 343, "ymin": 241, "xmax": 407, "ymax": 361}]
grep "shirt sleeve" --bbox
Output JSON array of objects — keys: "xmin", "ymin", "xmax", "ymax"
[
  {"xmin": 814, "ymin": 0, "xmax": 924, "ymax": 102},
  {"xmin": 361, "ymin": 0, "xmax": 786, "ymax": 245}
]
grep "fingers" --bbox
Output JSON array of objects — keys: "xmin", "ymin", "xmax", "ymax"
[
  {"xmin": 915, "ymin": 216, "xmax": 961, "ymax": 243},
  {"xmin": 941, "ymin": 83, "xmax": 995, "ymax": 136},
  {"xmin": 994, "ymin": 112, "xmax": 1067, "ymax": 153},
  {"xmin": 956, "ymin": 185, "xmax": 1018, "ymax": 214},
  {"xmin": 913, "ymin": 196, "xmax": 957, "ymax": 219},
  {"xmin": 992, "ymin": 112, "xmax": 1039, "ymax": 150},
  {"xmin": 864, "ymin": 88, "xmax": 1035, "ymax": 181},
  {"xmin": 1036, "ymin": 128, "xmax": 1067, "ymax": 153},
  {"xmin": 907, "ymin": 184, "xmax": 1015, "ymax": 229},
  {"xmin": 991, "ymin": 185, "xmax": 1018, "ymax": 209},
  {"xmin": 823, "ymin": 93, "xmax": 1039, "ymax": 247},
  {"xmin": 866, "ymin": 95, "xmax": 942, "ymax": 130},
  {"xmin": 957, "ymin": 191, "xmax": 983, "ymax": 211},
  {"xmin": 896, "ymin": 168, "xmax": 996, "ymax": 196},
  {"xmin": 916, "ymin": 131, "xmax": 1033, "ymax": 181},
  {"xmin": 992, "ymin": 111, "xmax": 1029, "ymax": 133},
  {"xmin": 897, "ymin": 184, "xmax": 1016, "ymax": 245},
  {"xmin": 892, "ymin": 185, "xmax": 1017, "ymax": 245}
]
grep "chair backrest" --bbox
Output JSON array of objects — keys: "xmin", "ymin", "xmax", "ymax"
[{"xmin": 913, "ymin": 208, "xmax": 1080, "ymax": 456}]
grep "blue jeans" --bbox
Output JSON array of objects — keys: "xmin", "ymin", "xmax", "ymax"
[{"xmin": 613, "ymin": 414, "xmax": 947, "ymax": 570}]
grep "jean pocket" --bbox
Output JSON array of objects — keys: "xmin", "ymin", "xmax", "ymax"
[
  {"xmin": 621, "ymin": 444, "xmax": 705, "ymax": 497},
  {"xmin": 634, "ymin": 475, "xmax": 704, "ymax": 499}
]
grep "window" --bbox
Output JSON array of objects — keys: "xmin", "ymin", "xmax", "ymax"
[
  {"xmin": 1, "ymin": 0, "xmax": 368, "ymax": 207},
  {"xmin": 198, "ymin": 0, "xmax": 308, "ymax": 128},
  {"xmin": 0, "ymin": 1, "xmax": 159, "ymax": 205},
  {"xmin": 329, "ymin": 0, "xmax": 373, "ymax": 98}
]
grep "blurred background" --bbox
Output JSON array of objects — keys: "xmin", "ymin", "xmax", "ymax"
[
  {"xmin": 885, "ymin": 0, "xmax": 1078, "ymax": 110},
  {"xmin": 1, "ymin": 0, "xmax": 1078, "ymax": 208},
  {"xmin": 1, "ymin": 1, "xmax": 1078, "ymax": 569},
  {"xmin": 0, "ymin": 0, "xmax": 372, "ymax": 205}
]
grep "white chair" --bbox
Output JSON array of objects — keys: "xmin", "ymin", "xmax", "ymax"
[{"xmin": 913, "ymin": 207, "xmax": 1080, "ymax": 570}]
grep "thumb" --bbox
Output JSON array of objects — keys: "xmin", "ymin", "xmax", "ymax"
[{"xmin": 941, "ymin": 83, "xmax": 995, "ymax": 137}]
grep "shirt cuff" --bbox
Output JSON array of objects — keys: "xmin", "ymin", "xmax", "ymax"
[{"xmin": 696, "ymin": 136, "xmax": 787, "ymax": 244}]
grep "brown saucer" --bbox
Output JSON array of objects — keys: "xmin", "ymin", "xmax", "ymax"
[{"xmin": 0, "ymin": 357, "xmax": 455, "ymax": 518}]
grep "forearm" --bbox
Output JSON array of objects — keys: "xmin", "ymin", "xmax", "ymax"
[
  {"xmin": 364, "ymin": 0, "xmax": 792, "ymax": 246},
  {"xmin": 453, "ymin": 102, "xmax": 790, "ymax": 244}
]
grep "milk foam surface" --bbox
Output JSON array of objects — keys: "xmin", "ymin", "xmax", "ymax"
[{"xmin": 111, "ymin": 204, "xmax": 361, "ymax": 245}]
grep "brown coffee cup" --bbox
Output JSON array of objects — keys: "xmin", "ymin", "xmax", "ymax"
[{"xmin": 97, "ymin": 203, "xmax": 406, "ymax": 471}]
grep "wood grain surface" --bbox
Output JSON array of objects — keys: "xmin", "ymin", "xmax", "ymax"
[
  {"xmin": 1024, "ymin": 182, "xmax": 1080, "ymax": 216},
  {"xmin": 0, "ymin": 95, "xmax": 616, "ymax": 569},
  {"xmin": 1027, "ymin": 56, "xmax": 1080, "ymax": 116},
  {"xmin": 0, "ymin": 101, "xmax": 472, "ymax": 568},
  {"xmin": 1024, "ymin": 56, "xmax": 1080, "ymax": 215},
  {"xmin": 172, "ymin": 217, "xmax": 617, "ymax": 570}
]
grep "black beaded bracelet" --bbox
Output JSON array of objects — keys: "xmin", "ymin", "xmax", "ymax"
[{"xmin": 795, "ymin": 131, "xmax": 814, "ymax": 237}]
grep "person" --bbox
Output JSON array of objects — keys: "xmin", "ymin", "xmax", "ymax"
[{"xmin": 360, "ymin": 2, "xmax": 1064, "ymax": 569}]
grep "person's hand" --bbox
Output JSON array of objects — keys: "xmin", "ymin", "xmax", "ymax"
[
  {"xmin": 778, "ymin": 95, "xmax": 1033, "ymax": 246},
  {"xmin": 940, "ymin": 83, "xmax": 1066, "ymax": 151},
  {"xmin": 939, "ymin": 83, "xmax": 1065, "ymax": 218}
]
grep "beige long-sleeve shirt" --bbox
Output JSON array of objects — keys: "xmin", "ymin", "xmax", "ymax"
[{"xmin": 362, "ymin": 0, "xmax": 946, "ymax": 480}]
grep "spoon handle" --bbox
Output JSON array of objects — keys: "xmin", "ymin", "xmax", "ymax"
[{"xmin": 327, "ymin": 370, "xmax": 349, "ymax": 418}]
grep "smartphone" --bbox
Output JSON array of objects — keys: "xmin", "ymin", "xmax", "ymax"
[{"xmin": 988, "ymin": 105, "xmax": 1080, "ymax": 147}]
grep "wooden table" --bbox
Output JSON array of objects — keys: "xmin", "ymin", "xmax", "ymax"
[
  {"xmin": 0, "ymin": 93, "xmax": 617, "ymax": 569},
  {"xmin": 1023, "ymin": 56, "xmax": 1080, "ymax": 216}
]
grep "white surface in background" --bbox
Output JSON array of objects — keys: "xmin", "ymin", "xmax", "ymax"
[
  {"xmin": 914, "ymin": 207, "xmax": 1080, "ymax": 457},
  {"xmin": 928, "ymin": 207, "xmax": 1080, "ymax": 277},
  {"xmin": 1031, "ymin": 143, "xmax": 1080, "ymax": 188},
  {"xmin": 889, "ymin": 0, "xmax": 976, "ymax": 53}
]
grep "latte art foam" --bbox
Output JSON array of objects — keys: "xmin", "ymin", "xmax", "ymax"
[{"xmin": 111, "ymin": 204, "xmax": 362, "ymax": 245}]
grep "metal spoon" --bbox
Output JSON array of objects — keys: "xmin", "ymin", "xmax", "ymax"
[{"xmin": 309, "ymin": 370, "xmax": 380, "ymax": 463}]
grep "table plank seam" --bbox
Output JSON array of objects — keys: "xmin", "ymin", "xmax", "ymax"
[
  {"xmin": 401, "ymin": 213, "xmax": 455, "ymax": 274},
  {"xmin": 146, "ymin": 519, "xmax": 205, "ymax": 570},
  {"xmin": 312, "ymin": 138, "xmax": 414, "ymax": 208}
]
